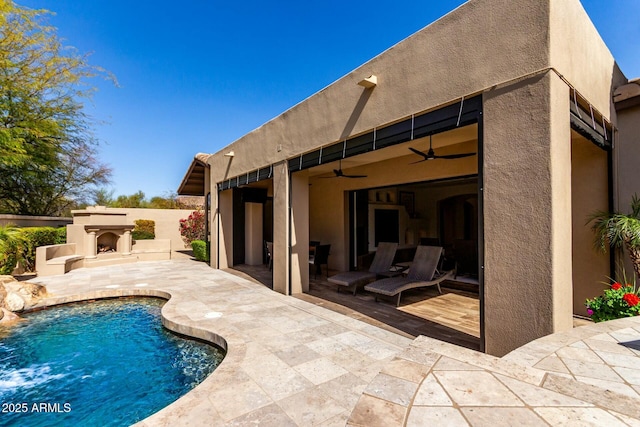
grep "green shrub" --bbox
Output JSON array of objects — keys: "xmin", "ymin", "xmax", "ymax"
[
  {"xmin": 20, "ymin": 227, "xmax": 60, "ymax": 271},
  {"xmin": 0, "ymin": 226, "xmax": 62, "ymax": 274},
  {"xmin": 191, "ymin": 240, "xmax": 209, "ymax": 262},
  {"xmin": 132, "ymin": 230, "xmax": 155, "ymax": 240},
  {"xmin": 0, "ymin": 247, "xmax": 19, "ymax": 275},
  {"xmin": 586, "ymin": 273, "xmax": 640, "ymax": 322},
  {"xmin": 55, "ymin": 227, "xmax": 67, "ymax": 244},
  {"xmin": 134, "ymin": 219, "xmax": 155, "ymax": 238},
  {"xmin": 0, "ymin": 225, "xmax": 22, "ymax": 275}
]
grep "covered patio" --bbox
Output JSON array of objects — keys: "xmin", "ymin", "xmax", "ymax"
[{"xmin": 228, "ymin": 263, "xmax": 480, "ymax": 350}]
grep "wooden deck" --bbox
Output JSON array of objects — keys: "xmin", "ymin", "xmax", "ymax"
[{"xmin": 227, "ymin": 264, "xmax": 481, "ymax": 351}]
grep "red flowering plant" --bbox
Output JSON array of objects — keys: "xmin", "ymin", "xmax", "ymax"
[
  {"xmin": 178, "ymin": 210, "xmax": 206, "ymax": 247},
  {"xmin": 585, "ymin": 274, "xmax": 640, "ymax": 322}
]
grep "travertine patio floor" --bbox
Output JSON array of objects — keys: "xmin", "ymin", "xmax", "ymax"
[{"xmin": 29, "ymin": 260, "xmax": 640, "ymax": 426}]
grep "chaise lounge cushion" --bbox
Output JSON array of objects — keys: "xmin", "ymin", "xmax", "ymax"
[
  {"xmin": 365, "ymin": 245, "xmax": 455, "ymax": 306},
  {"xmin": 327, "ymin": 242, "xmax": 397, "ymax": 295},
  {"xmin": 364, "ymin": 270, "xmax": 455, "ymax": 297},
  {"xmin": 327, "ymin": 271, "xmax": 376, "ymax": 287}
]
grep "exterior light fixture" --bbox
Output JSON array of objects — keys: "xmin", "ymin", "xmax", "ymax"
[
  {"xmin": 224, "ymin": 151, "xmax": 235, "ymax": 157},
  {"xmin": 357, "ymin": 75, "xmax": 377, "ymax": 88}
]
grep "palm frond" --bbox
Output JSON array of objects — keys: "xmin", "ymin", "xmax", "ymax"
[
  {"xmin": 589, "ymin": 209, "xmax": 640, "ymax": 250},
  {"xmin": 631, "ymin": 194, "xmax": 640, "ymax": 219}
]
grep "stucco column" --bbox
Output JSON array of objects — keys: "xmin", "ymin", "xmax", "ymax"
[
  {"xmin": 209, "ymin": 189, "xmax": 219, "ymax": 268},
  {"xmin": 482, "ymin": 72, "xmax": 573, "ymax": 356},
  {"xmin": 122, "ymin": 230, "xmax": 132, "ymax": 255},
  {"xmin": 244, "ymin": 202, "xmax": 263, "ymax": 265},
  {"xmin": 290, "ymin": 170, "xmax": 310, "ymax": 293},
  {"xmin": 272, "ymin": 161, "xmax": 290, "ymax": 295},
  {"xmin": 217, "ymin": 189, "xmax": 233, "ymax": 269},
  {"xmin": 85, "ymin": 230, "xmax": 97, "ymax": 259}
]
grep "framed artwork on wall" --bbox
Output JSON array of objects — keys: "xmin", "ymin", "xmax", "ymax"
[{"xmin": 399, "ymin": 191, "xmax": 415, "ymax": 217}]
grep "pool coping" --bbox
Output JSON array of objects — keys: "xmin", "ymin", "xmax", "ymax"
[
  {"xmin": 32, "ymin": 289, "xmax": 229, "ymax": 354},
  {"xmin": 28, "ymin": 260, "xmax": 414, "ymax": 425}
]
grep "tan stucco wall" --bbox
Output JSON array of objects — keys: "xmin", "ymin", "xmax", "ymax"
[
  {"xmin": 244, "ymin": 203, "xmax": 263, "ymax": 266},
  {"xmin": 616, "ymin": 105, "xmax": 640, "ymax": 211},
  {"xmin": 72, "ymin": 210, "xmax": 129, "ymax": 226},
  {"xmin": 549, "ymin": 0, "xmax": 627, "ymax": 118},
  {"xmin": 272, "ymin": 162, "xmax": 289, "ymax": 295},
  {"xmin": 615, "ymin": 104, "xmax": 640, "ymax": 278},
  {"xmin": 66, "ymin": 225, "xmax": 87, "ymax": 254},
  {"xmin": 217, "ymin": 190, "xmax": 233, "ymax": 269},
  {"xmin": 291, "ymin": 170, "xmax": 310, "ymax": 293},
  {"xmin": 113, "ymin": 208, "xmax": 195, "ymax": 256},
  {"xmin": 483, "ymin": 72, "xmax": 573, "ymax": 356},
  {"xmin": 0, "ymin": 215, "xmax": 72, "ymax": 228},
  {"xmin": 571, "ymin": 135, "xmax": 610, "ymax": 315}
]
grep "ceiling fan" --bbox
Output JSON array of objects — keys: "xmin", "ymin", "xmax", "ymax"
[
  {"xmin": 409, "ymin": 135, "xmax": 476, "ymax": 163},
  {"xmin": 322, "ymin": 159, "xmax": 368, "ymax": 178}
]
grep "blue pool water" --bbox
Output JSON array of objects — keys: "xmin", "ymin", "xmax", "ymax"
[{"xmin": 0, "ymin": 298, "xmax": 224, "ymax": 426}]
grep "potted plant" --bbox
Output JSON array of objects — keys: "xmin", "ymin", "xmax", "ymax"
[{"xmin": 585, "ymin": 276, "xmax": 640, "ymax": 322}]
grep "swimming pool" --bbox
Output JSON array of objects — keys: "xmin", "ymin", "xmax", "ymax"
[{"xmin": 0, "ymin": 298, "xmax": 225, "ymax": 426}]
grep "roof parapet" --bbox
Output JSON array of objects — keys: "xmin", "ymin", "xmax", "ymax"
[{"xmin": 614, "ymin": 78, "xmax": 640, "ymax": 110}]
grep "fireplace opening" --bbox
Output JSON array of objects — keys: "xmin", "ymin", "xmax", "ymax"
[{"xmin": 97, "ymin": 232, "xmax": 119, "ymax": 253}]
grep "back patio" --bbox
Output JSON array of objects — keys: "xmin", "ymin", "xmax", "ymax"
[{"xmin": 29, "ymin": 260, "xmax": 640, "ymax": 426}]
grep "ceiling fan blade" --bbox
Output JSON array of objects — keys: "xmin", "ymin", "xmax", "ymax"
[
  {"xmin": 409, "ymin": 147, "xmax": 429, "ymax": 158},
  {"xmin": 436, "ymin": 152, "xmax": 476, "ymax": 159},
  {"xmin": 317, "ymin": 169, "xmax": 340, "ymax": 178},
  {"xmin": 409, "ymin": 159, "xmax": 427, "ymax": 164},
  {"xmin": 318, "ymin": 160, "xmax": 368, "ymax": 178}
]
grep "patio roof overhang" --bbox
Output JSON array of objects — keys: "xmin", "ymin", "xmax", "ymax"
[
  {"xmin": 217, "ymin": 95, "xmax": 483, "ymax": 192},
  {"xmin": 568, "ymin": 85, "xmax": 614, "ymax": 151},
  {"xmin": 177, "ymin": 153, "xmax": 210, "ymax": 196}
]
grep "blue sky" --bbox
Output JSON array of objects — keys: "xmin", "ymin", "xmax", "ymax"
[{"xmin": 17, "ymin": 1, "xmax": 640, "ymax": 199}]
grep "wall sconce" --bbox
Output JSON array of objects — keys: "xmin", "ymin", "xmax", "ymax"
[
  {"xmin": 224, "ymin": 151, "xmax": 235, "ymax": 157},
  {"xmin": 358, "ymin": 75, "xmax": 377, "ymax": 88}
]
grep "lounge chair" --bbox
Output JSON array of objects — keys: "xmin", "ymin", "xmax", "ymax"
[
  {"xmin": 364, "ymin": 245, "xmax": 455, "ymax": 306},
  {"xmin": 328, "ymin": 242, "xmax": 398, "ymax": 295}
]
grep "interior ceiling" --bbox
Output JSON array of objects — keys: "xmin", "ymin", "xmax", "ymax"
[{"xmin": 307, "ymin": 124, "xmax": 478, "ymax": 177}]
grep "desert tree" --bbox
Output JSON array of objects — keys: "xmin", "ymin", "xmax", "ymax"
[{"xmin": 0, "ymin": 0, "xmax": 113, "ymax": 215}]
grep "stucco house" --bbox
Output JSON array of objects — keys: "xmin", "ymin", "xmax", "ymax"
[{"xmin": 179, "ymin": 0, "xmax": 640, "ymax": 356}]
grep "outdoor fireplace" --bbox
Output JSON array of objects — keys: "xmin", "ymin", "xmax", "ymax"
[
  {"xmin": 66, "ymin": 207, "xmax": 135, "ymax": 261},
  {"xmin": 36, "ymin": 205, "xmax": 172, "ymax": 276},
  {"xmin": 84, "ymin": 225, "xmax": 134, "ymax": 258}
]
